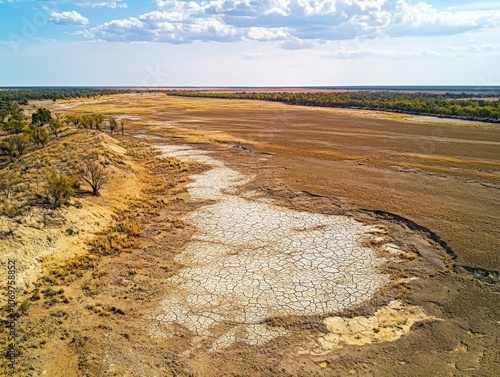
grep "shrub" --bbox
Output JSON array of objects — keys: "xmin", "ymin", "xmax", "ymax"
[
  {"xmin": 28, "ymin": 124, "xmax": 50, "ymax": 147},
  {"xmin": 46, "ymin": 168, "xmax": 74, "ymax": 209},
  {"xmin": 0, "ymin": 170, "xmax": 21, "ymax": 199}
]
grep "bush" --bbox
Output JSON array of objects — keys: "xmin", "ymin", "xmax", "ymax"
[
  {"xmin": 28, "ymin": 124, "xmax": 50, "ymax": 147},
  {"xmin": 0, "ymin": 170, "xmax": 21, "ymax": 199},
  {"xmin": 46, "ymin": 168, "xmax": 74, "ymax": 209}
]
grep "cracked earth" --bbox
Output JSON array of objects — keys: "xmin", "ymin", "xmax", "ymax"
[
  {"xmin": 147, "ymin": 144, "xmax": 420, "ymax": 350},
  {"xmin": 4, "ymin": 94, "xmax": 497, "ymax": 376}
]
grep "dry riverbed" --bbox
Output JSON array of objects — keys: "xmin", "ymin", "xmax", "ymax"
[{"xmin": 1, "ymin": 93, "xmax": 498, "ymax": 376}]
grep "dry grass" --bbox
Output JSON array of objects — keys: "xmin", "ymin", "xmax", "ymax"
[
  {"xmin": 0, "ymin": 129, "xmax": 104, "ymax": 218},
  {"xmin": 40, "ymin": 253, "xmax": 99, "ymax": 285},
  {"xmin": 396, "ymin": 162, "xmax": 500, "ymax": 181},
  {"xmin": 117, "ymin": 216, "xmax": 142, "ymax": 237},
  {"xmin": 249, "ymin": 142, "xmax": 366, "ymax": 161},
  {"xmin": 147, "ymin": 126, "xmax": 250, "ymax": 145},
  {"xmin": 0, "ymin": 133, "xmax": 196, "ymax": 376},
  {"xmin": 1, "ymin": 127, "xmax": 133, "ymax": 348},
  {"xmin": 398, "ymin": 153, "xmax": 500, "ymax": 168}
]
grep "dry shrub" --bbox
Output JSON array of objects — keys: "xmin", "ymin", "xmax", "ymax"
[
  {"xmin": 117, "ymin": 217, "xmax": 142, "ymax": 237},
  {"xmin": 89, "ymin": 214, "xmax": 142, "ymax": 256},
  {"xmin": 41, "ymin": 254, "xmax": 99, "ymax": 286}
]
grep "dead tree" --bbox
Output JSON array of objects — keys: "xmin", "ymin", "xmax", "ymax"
[{"xmin": 80, "ymin": 154, "xmax": 109, "ymax": 195}]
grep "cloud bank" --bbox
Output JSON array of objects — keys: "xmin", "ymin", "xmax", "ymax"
[{"xmin": 79, "ymin": 0, "xmax": 500, "ymax": 44}]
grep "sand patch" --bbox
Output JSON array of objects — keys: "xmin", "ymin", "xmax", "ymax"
[{"xmin": 304, "ymin": 300, "xmax": 440, "ymax": 355}]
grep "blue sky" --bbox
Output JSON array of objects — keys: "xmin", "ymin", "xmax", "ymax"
[{"xmin": 0, "ymin": 0, "xmax": 499, "ymax": 86}]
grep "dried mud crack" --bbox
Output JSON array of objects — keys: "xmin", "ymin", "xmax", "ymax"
[
  {"xmin": 3, "ymin": 128, "xmax": 494, "ymax": 377},
  {"xmin": 146, "ymin": 142, "xmax": 438, "ymax": 355}
]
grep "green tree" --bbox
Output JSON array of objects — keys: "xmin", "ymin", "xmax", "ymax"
[
  {"xmin": 3, "ymin": 119, "xmax": 25, "ymax": 134},
  {"xmin": 28, "ymin": 124, "xmax": 50, "ymax": 147},
  {"xmin": 12, "ymin": 133, "xmax": 30, "ymax": 156},
  {"xmin": 32, "ymin": 108, "xmax": 52, "ymax": 126},
  {"xmin": 10, "ymin": 106, "xmax": 24, "ymax": 122},
  {"xmin": 46, "ymin": 168, "xmax": 74, "ymax": 209},
  {"xmin": 82, "ymin": 114, "xmax": 95, "ymax": 129},
  {"xmin": 0, "ymin": 170, "xmax": 21, "ymax": 199},
  {"xmin": 49, "ymin": 117, "xmax": 63, "ymax": 137},
  {"xmin": 94, "ymin": 114, "xmax": 104, "ymax": 130},
  {"xmin": 0, "ymin": 137, "xmax": 17, "ymax": 161},
  {"xmin": 65, "ymin": 114, "xmax": 83, "ymax": 128},
  {"xmin": 0, "ymin": 108, "xmax": 8, "ymax": 123}
]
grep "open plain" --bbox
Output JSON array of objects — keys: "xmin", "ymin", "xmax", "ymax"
[
  {"xmin": 1, "ymin": 92, "xmax": 499, "ymax": 376},
  {"xmin": 59, "ymin": 93, "xmax": 499, "ymax": 270}
]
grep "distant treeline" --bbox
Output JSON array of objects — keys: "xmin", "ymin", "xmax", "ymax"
[
  {"xmin": 166, "ymin": 90, "xmax": 500, "ymax": 123},
  {"xmin": 0, "ymin": 88, "xmax": 126, "ymax": 103}
]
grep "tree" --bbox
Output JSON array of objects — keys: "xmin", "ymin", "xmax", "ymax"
[
  {"xmin": 82, "ymin": 114, "xmax": 95, "ymax": 129},
  {"xmin": 49, "ymin": 117, "xmax": 63, "ymax": 137},
  {"xmin": 12, "ymin": 133, "xmax": 30, "ymax": 156},
  {"xmin": 79, "ymin": 154, "xmax": 109, "ymax": 195},
  {"xmin": 0, "ymin": 137, "xmax": 17, "ymax": 161},
  {"xmin": 2, "ymin": 119, "xmax": 25, "ymax": 134},
  {"xmin": 0, "ymin": 108, "xmax": 9, "ymax": 123},
  {"xmin": 108, "ymin": 116, "xmax": 117, "ymax": 134},
  {"xmin": 0, "ymin": 170, "xmax": 21, "ymax": 199},
  {"xmin": 65, "ymin": 114, "xmax": 83, "ymax": 128},
  {"xmin": 28, "ymin": 124, "xmax": 49, "ymax": 147},
  {"xmin": 32, "ymin": 108, "xmax": 52, "ymax": 126},
  {"xmin": 94, "ymin": 114, "xmax": 104, "ymax": 130},
  {"xmin": 38, "ymin": 127, "xmax": 49, "ymax": 147},
  {"xmin": 46, "ymin": 168, "xmax": 74, "ymax": 209},
  {"xmin": 10, "ymin": 106, "xmax": 24, "ymax": 122},
  {"xmin": 120, "ymin": 119, "xmax": 126, "ymax": 135}
]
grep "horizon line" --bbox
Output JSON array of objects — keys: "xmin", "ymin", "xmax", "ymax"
[{"xmin": 2, "ymin": 85, "xmax": 500, "ymax": 90}]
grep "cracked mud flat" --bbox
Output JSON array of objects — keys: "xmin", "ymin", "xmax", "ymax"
[
  {"xmin": 24, "ymin": 94, "xmax": 496, "ymax": 376},
  {"xmin": 149, "ymin": 144, "xmax": 402, "ymax": 349}
]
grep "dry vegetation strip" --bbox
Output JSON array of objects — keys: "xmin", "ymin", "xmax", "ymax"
[{"xmin": 0, "ymin": 133, "xmax": 196, "ymax": 375}]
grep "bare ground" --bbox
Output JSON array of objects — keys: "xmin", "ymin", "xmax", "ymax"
[{"xmin": 1, "ymin": 93, "xmax": 498, "ymax": 376}]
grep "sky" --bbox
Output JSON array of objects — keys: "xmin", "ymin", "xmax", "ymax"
[{"xmin": 0, "ymin": 0, "xmax": 499, "ymax": 86}]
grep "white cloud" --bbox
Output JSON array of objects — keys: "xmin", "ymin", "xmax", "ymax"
[
  {"xmin": 80, "ymin": 0, "xmax": 500, "ymax": 44},
  {"xmin": 241, "ymin": 51, "xmax": 266, "ymax": 59},
  {"xmin": 75, "ymin": 1, "xmax": 127, "ymax": 8},
  {"xmin": 246, "ymin": 27, "xmax": 289, "ymax": 41},
  {"xmin": 81, "ymin": 12, "xmax": 239, "ymax": 43},
  {"xmin": 279, "ymin": 39, "xmax": 315, "ymax": 50},
  {"xmin": 2, "ymin": 37, "xmax": 498, "ymax": 86},
  {"xmin": 0, "ymin": 0, "xmax": 127, "ymax": 7},
  {"xmin": 49, "ymin": 10, "xmax": 89, "ymax": 26},
  {"xmin": 318, "ymin": 41, "xmax": 500, "ymax": 60}
]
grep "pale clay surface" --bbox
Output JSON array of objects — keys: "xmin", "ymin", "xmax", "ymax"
[
  {"xmin": 306, "ymin": 300, "xmax": 440, "ymax": 355},
  {"xmin": 150, "ymin": 144, "xmax": 391, "ymax": 349}
]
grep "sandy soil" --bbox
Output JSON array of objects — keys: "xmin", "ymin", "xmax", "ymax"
[{"xmin": 2, "ymin": 93, "xmax": 497, "ymax": 376}]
